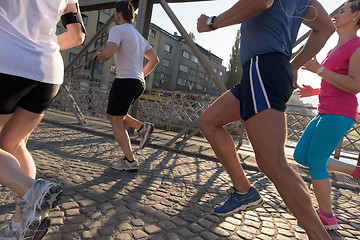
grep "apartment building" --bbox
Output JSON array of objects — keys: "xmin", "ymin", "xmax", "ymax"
[{"xmin": 58, "ymin": 9, "xmax": 226, "ymax": 95}]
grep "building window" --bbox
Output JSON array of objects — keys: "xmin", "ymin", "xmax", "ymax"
[
  {"xmin": 190, "ymin": 68, "xmax": 197, "ymax": 76},
  {"xmin": 162, "ymin": 59, "xmax": 170, "ymax": 67},
  {"xmin": 182, "ymin": 50, "xmax": 190, "ymax": 59},
  {"xmin": 95, "ymin": 62, "xmax": 103, "ymax": 73},
  {"xmin": 56, "ymin": 26, "xmax": 61, "ymax": 35},
  {"xmin": 213, "ymin": 68, "xmax": 218, "ymax": 73},
  {"xmin": 82, "ymin": 15, "xmax": 88, "ymax": 25},
  {"xmin": 84, "ymin": 61, "xmax": 92, "ymax": 70},
  {"xmin": 69, "ymin": 53, "xmax": 81, "ymax": 65},
  {"xmin": 160, "ymin": 73, "xmax": 168, "ymax": 83},
  {"xmin": 219, "ymin": 70, "xmax": 224, "ymax": 76},
  {"xmin": 177, "ymin": 78, "xmax": 187, "ymax": 86},
  {"xmin": 179, "ymin": 64, "xmax": 188, "ymax": 73},
  {"xmin": 101, "ymin": 9, "xmax": 111, "ymax": 14},
  {"xmin": 164, "ymin": 43, "xmax": 172, "ymax": 53},
  {"xmin": 199, "ymin": 72, "xmax": 205, "ymax": 79},
  {"xmin": 98, "ymin": 21, "xmax": 104, "ymax": 30},
  {"xmin": 191, "ymin": 55, "xmax": 198, "ymax": 63},
  {"xmin": 110, "ymin": 65, "xmax": 116, "ymax": 74},
  {"xmin": 196, "ymin": 83, "xmax": 203, "ymax": 91},
  {"xmin": 149, "ymin": 29, "xmax": 156, "ymax": 38}
]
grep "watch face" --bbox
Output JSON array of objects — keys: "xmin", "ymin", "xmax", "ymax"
[{"xmin": 206, "ymin": 17, "xmax": 212, "ymax": 25}]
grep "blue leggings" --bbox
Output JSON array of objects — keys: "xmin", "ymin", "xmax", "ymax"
[{"xmin": 293, "ymin": 114, "xmax": 355, "ymax": 180}]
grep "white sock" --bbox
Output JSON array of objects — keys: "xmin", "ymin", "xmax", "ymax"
[
  {"xmin": 11, "ymin": 217, "xmax": 21, "ymax": 229},
  {"xmin": 236, "ymin": 191, "xmax": 248, "ymax": 195}
]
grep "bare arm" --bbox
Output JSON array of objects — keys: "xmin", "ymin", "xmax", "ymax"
[
  {"xmin": 57, "ymin": 4, "xmax": 85, "ymax": 50},
  {"xmin": 296, "ymin": 84, "xmax": 320, "ymax": 98},
  {"xmin": 143, "ymin": 48, "xmax": 159, "ymax": 77},
  {"xmin": 197, "ymin": 0, "xmax": 274, "ymax": 32},
  {"xmin": 93, "ymin": 42, "xmax": 118, "ymax": 62},
  {"xmin": 302, "ymin": 48, "xmax": 360, "ymax": 93},
  {"xmin": 291, "ymin": 0, "xmax": 335, "ymax": 87}
]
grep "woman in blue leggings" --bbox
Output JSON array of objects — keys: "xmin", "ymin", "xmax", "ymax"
[{"xmin": 294, "ymin": 0, "xmax": 360, "ymax": 230}]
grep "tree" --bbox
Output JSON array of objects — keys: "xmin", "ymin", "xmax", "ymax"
[
  {"xmin": 226, "ymin": 30, "xmax": 242, "ymax": 89},
  {"xmin": 188, "ymin": 31, "xmax": 196, "ymax": 42}
]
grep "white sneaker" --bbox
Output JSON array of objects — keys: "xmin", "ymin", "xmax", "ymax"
[
  {"xmin": 111, "ymin": 160, "xmax": 139, "ymax": 172},
  {"xmin": 138, "ymin": 122, "xmax": 154, "ymax": 149},
  {"xmin": 0, "ymin": 216, "xmax": 19, "ymax": 240},
  {"xmin": 17, "ymin": 179, "xmax": 62, "ymax": 239}
]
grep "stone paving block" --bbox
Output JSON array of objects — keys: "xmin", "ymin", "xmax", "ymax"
[
  {"xmin": 144, "ymin": 224, "xmax": 162, "ymax": 234},
  {"xmin": 61, "ymin": 222, "xmax": 83, "ymax": 233},
  {"xmin": 188, "ymin": 237, "xmax": 203, "ymax": 240},
  {"xmin": 77, "ymin": 199, "xmax": 96, "ymax": 207},
  {"xmin": 188, "ymin": 223, "xmax": 204, "ymax": 233},
  {"xmin": 261, "ymin": 227, "xmax": 276, "ymax": 236},
  {"xmin": 80, "ymin": 206, "xmax": 97, "ymax": 214},
  {"xmin": 114, "ymin": 232, "xmax": 132, "ymax": 240},
  {"xmin": 218, "ymin": 221, "xmax": 236, "ymax": 231},
  {"xmin": 50, "ymin": 217, "xmax": 64, "ymax": 226},
  {"xmin": 84, "ymin": 220, "xmax": 102, "ymax": 229},
  {"xmin": 132, "ymin": 229, "xmax": 148, "ymax": 239},
  {"xmin": 60, "ymin": 201, "xmax": 79, "ymax": 209},
  {"xmin": 65, "ymin": 208, "xmax": 80, "ymax": 216},
  {"xmin": 158, "ymin": 220, "xmax": 177, "ymax": 229},
  {"xmin": 148, "ymin": 235, "xmax": 165, "ymax": 240},
  {"xmin": 200, "ymin": 230, "xmax": 218, "ymax": 240},
  {"xmin": 131, "ymin": 218, "xmax": 145, "ymax": 227},
  {"xmin": 99, "ymin": 225, "xmax": 116, "ymax": 236}
]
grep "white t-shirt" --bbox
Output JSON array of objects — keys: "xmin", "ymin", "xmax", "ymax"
[
  {"xmin": 0, "ymin": 0, "xmax": 77, "ymax": 84},
  {"xmin": 107, "ymin": 23, "xmax": 152, "ymax": 82}
]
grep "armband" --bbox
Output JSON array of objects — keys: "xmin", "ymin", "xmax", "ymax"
[{"xmin": 61, "ymin": 3, "xmax": 86, "ymax": 34}]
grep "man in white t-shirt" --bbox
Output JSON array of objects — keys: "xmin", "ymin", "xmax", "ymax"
[
  {"xmin": 94, "ymin": 1, "xmax": 159, "ymax": 172},
  {"xmin": 0, "ymin": 0, "xmax": 85, "ymax": 239}
]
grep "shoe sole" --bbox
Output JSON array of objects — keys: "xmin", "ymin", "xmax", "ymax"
[
  {"xmin": 215, "ymin": 199, "xmax": 264, "ymax": 217},
  {"xmin": 139, "ymin": 124, "xmax": 154, "ymax": 149},
  {"xmin": 111, "ymin": 166, "xmax": 139, "ymax": 172},
  {"xmin": 323, "ymin": 224, "xmax": 339, "ymax": 231},
  {"xmin": 21, "ymin": 183, "xmax": 62, "ymax": 239},
  {"xmin": 25, "ymin": 217, "xmax": 50, "ymax": 240}
]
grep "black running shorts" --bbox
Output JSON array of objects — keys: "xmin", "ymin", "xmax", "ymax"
[
  {"xmin": 0, "ymin": 72, "xmax": 61, "ymax": 114},
  {"xmin": 107, "ymin": 78, "xmax": 145, "ymax": 116}
]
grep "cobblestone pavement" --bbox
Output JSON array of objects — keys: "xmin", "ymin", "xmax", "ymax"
[{"xmin": 0, "ymin": 121, "xmax": 359, "ymax": 240}]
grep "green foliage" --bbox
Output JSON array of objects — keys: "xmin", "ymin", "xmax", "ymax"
[
  {"xmin": 188, "ymin": 31, "xmax": 196, "ymax": 42},
  {"xmin": 226, "ymin": 30, "xmax": 243, "ymax": 89}
]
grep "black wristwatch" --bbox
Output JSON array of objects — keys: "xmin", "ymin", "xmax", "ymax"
[{"xmin": 206, "ymin": 16, "xmax": 217, "ymax": 31}]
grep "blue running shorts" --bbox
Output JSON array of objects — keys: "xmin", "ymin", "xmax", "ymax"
[{"xmin": 230, "ymin": 52, "xmax": 293, "ymax": 121}]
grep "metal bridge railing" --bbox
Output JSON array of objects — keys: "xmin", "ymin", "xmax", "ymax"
[{"xmin": 51, "ymin": 79, "xmax": 360, "ymax": 166}]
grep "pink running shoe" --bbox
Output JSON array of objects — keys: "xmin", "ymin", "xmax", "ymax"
[{"xmin": 316, "ymin": 209, "xmax": 339, "ymax": 230}]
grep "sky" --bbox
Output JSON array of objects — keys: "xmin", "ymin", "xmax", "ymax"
[{"xmin": 148, "ymin": 0, "xmax": 344, "ymax": 106}]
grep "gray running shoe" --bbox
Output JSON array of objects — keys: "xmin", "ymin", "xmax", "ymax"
[
  {"xmin": 111, "ymin": 160, "xmax": 139, "ymax": 172},
  {"xmin": 139, "ymin": 122, "xmax": 154, "ymax": 149},
  {"xmin": 0, "ymin": 216, "xmax": 19, "ymax": 240},
  {"xmin": 17, "ymin": 179, "xmax": 62, "ymax": 240}
]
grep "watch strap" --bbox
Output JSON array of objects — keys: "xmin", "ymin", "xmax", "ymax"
[{"xmin": 208, "ymin": 16, "xmax": 217, "ymax": 31}]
